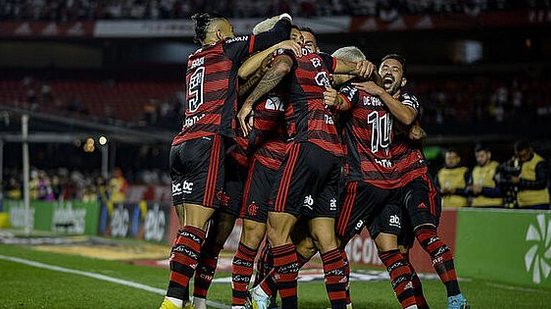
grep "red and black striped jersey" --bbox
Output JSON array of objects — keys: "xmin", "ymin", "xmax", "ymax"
[
  {"xmin": 338, "ymin": 82, "xmax": 401, "ymax": 189},
  {"xmin": 172, "ymin": 19, "xmax": 291, "ymax": 146},
  {"xmin": 250, "ymin": 95, "xmax": 287, "ymax": 170},
  {"xmin": 389, "ymin": 92, "xmax": 429, "ymax": 186},
  {"xmin": 277, "ymin": 47, "xmax": 344, "ymax": 157},
  {"xmin": 230, "ymin": 94, "xmax": 287, "ymax": 170}
]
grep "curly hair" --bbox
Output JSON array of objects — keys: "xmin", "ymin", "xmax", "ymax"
[{"xmin": 191, "ymin": 12, "xmax": 226, "ymax": 44}]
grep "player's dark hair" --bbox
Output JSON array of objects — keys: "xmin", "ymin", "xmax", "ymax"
[
  {"xmin": 381, "ymin": 53, "xmax": 407, "ymax": 75},
  {"xmin": 474, "ymin": 143, "xmax": 490, "ymax": 153},
  {"xmin": 299, "ymin": 26, "xmax": 315, "ymax": 36},
  {"xmin": 291, "ymin": 24, "xmax": 301, "ymax": 31},
  {"xmin": 191, "ymin": 12, "xmax": 226, "ymax": 44},
  {"xmin": 514, "ymin": 139, "xmax": 532, "ymax": 153}
]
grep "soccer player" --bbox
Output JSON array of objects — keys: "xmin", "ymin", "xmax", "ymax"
[
  {"xmin": 161, "ymin": 12, "xmax": 294, "ymax": 309},
  {"xmin": 237, "ymin": 41, "xmax": 374, "ymax": 309},
  {"xmin": 353, "ymin": 54, "xmax": 470, "ymax": 309},
  {"xmin": 466, "ymin": 144, "xmax": 503, "ymax": 208},
  {"xmin": 435, "ymin": 148, "xmax": 470, "ymax": 208},
  {"xmin": 229, "ymin": 25, "xmax": 304, "ymax": 309},
  {"xmin": 190, "ymin": 21, "xmax": 302, "ymax": 309},
  {"xmin": 323, "ymin": 47, "xmax": 420, "ymax": 309}
]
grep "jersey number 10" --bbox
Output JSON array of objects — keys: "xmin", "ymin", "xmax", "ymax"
[{"xmin": 367, "ymin": 111, "xmax": 392, "ymax": 153}]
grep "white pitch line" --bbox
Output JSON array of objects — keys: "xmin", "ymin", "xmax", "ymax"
[
  {"xmin": 485, "ymin": 282, "xmax": 551, "ymax": 294},
  {"xmin": 0, "ymin": 254, "xmax": 230, "ymax": 309}
]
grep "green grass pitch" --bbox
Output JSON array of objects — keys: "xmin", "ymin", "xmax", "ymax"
[{"xmin": 0, "ymin": 243, "xmax": 549, "ymax": 308}]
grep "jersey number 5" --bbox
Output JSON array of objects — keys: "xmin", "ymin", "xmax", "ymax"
[
  {"xmin": 187, "ymin": 67, "xmax": 205, "ymax": 113},
  {"xmin": 367, "ymin": 111, "xmax": 392, "ymax": 153}
]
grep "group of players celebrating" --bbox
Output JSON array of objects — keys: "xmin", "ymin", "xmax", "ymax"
[{"xmin": 160, "ymin": 12, "xmax": 470, "ymax": 309}]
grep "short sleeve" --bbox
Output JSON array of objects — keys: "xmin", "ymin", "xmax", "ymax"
[
  {"xmin": 339, "ymin": 83, "xmax": 360, "ymax": 108},
  {"xmin": 400, "ymin": 92, "xmax": 420, "ymax": 113}
]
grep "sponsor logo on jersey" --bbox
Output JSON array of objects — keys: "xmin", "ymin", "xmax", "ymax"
[
  {"xmin": 173, "ymin": 180, "xmax": 194, "ymax": 195},
  {"xmin": 183, "ymin": 113, "xmax": 206, "ymax": 128},
  {"xmin": 315, "ymin": 71, "xmax": 331, "ymax": 88},
  {"xmin": 265, "ymin": 96, "xmax": 285, "ymax": 111}
]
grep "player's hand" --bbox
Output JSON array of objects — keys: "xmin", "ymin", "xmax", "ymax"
[
  {"xmin": 352, "ymin": 81, "xmax": 384, "ymax": 97},
  {"xmin": 409, "ymin": 124, "xmax": 426, "ymax": 140},
  {"xmin": 472, "ymin": 184, "xmax": 482, "ymax": 195},
  {"xmin": 510, "ymin": 176, "xmax": 520, "ymax": 184},
  {"xmin": 323, "ymin": 87, "xmax": 338, "ymax": 107},
  {"xmin": 237, "ymin": 104, "xmax": 254, "ymax": 136},
  {"xmin": 355, "ymin": 60, "xmax": 376, "ymax": 79},
  {"xmin": 276, "ymin": 40, "xmax": 302, "ymax": 57}
]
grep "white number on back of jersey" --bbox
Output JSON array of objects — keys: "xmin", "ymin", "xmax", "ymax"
[
  {"xmin": 367, "ymin": 111, "xmax": 392, "ymax": 153},
  {"xmin": 187, "ymin": 67, "xmax": 205, "ymax": 113}
]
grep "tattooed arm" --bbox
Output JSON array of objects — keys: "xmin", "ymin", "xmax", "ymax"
[
  {"xmin": 237, "ymin": 54, "xmax": 293, "ymax": 136},
  {"xmin": 238, "ymin": 53, "xmax": 274, "ymax": 98}
]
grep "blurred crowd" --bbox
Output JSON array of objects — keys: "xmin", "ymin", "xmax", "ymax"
[
  {"xmin": 415, "ymin": 77, "xmax": 551, "ymax": 126},
  {"xmin": 0, "ymin": 0, "xmax": 548, "ymax": 21},
  {"xmin": 2, "ymin": 167, "xmax": 171, "ymax": 203}
]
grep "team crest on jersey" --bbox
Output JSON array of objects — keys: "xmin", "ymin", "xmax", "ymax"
[
  {"xmin": 315, "ymin": 72, "xmax": 331, "ymax": 88},
  {"xmin": 265, "ymin": 96, "xmax": 285, "ymax": 111}
]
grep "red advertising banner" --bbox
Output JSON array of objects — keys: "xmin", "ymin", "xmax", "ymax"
[
  {"xmin": 349, "ymin": 10, "xmax": 551, "ymax": 33},
  {"xmin": 0, "ymin": 21, "xmax": 94, "ymax": 38}
]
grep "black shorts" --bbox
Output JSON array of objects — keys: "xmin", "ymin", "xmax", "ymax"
[
  {"xmin": 240, "ymin": 159, "xmax": 277, "ymax": 223},
  {"xmin": 269, "ymin": 142, "xmax": 342, "ymax": 218},
  {"xmin": 220, "ymin": 155, "xmax": 248, "ymax": 217},
  {"xmin": 398, "ymin": 174, "xmax": 442, "ymax": 248},
  {"xmin": 169, "ymin": 135, "xmax": 225, "ymax": 208},
  {"xmin": 365, "ymin": 174, "xmax": 441, "ymax": 248},
  {"xmin": 336, "ymin": 181, "xmax": 400, "ymax": 242}
]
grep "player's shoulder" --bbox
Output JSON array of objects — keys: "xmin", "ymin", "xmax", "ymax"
[{"xmin": 399, "ymin": 91, "xmax": 420, "ymax": 109}]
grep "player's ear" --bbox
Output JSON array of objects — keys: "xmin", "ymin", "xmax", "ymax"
[{"xmin": 401, "ymin": 77, "xmax": 407, "ymax": 87}]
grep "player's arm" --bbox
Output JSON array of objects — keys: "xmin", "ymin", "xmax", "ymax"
[
  {"xmin": 323, "ymin": 83, "xmax": 357, "ymax": 112},
  {"xmin": 238, "ymin": 53, "xmax": 273, "ymax": 98},
  {"xmin": 238, "ymin": 40, "xmax": 301, "ymax": 80},
  {"xmin": 351, "ymin": 81, "xmax": 417, "ymax": 126},
  {"xmin": 237, "ymin": 54, "xmax": 293, "ymax": 136}
]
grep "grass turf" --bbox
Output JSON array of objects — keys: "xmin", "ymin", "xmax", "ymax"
[{"xmin": 1, "ymin": 243, "xmax": 550, "ymax": 308}]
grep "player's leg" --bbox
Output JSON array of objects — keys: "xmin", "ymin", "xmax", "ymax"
[
  {"xmin": 161, "ymin": 136, "xmax": 225, "ymax": 309},
  {"xmin": 192, "ymin": 211, "xmax": 236, "ymax": 309},
  {"xmin": 370, "ymin": 202, "xmax": 417, "ymax": 309},
  {"xmin": 193, "ymin": 156, "xmax": 245, "ymax": 308},
  {"xmin": 308, "ymin": 154, "xmax": 348, "ymax": 309},
  {"xmin": 252, "ymin": 143, "xmax": 307, "ymax": 309},
  {"xmin": 404, "ymin": 175, "xmax": 469, "ymax": 308},
  {"xmin": 232, "ymin": 159, "xmax": 274, "ymax": 308}
]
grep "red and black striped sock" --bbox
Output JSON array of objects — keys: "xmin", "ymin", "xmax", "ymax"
[
  {"xmin": 341, "ymin": 250, "xmax": 352, "ymax": 305},
  {"xmin": 271, "ymin": 243, "xmax": 300, "ymax": 309},
  {"xmin": 378, "ymin": 249, "xmax": 417, "ymax": 309},
  {"xmin": 192, "ymin": 241, "xmax": 224, "ymax": 299},
  {"xmin": 231, "ymin": 242, "xmax": 258, "ymax": 306},
  {"xmin": 321, "ymin": 248, "xmax": 348, "ymax": 309},
  {"xmin": 254, "ymin": 242, "xmax": 273, "ymax": 287},
  {"xmin": 415, "ymin": 226, "xmax": 460, "ymax": 297},
  {"xmin": 257, "ymin": 250, "xmax": 309, "ymax": 299},
  {"xmin": 167, "ymin": 226, "xmax": 206, "ymax": 301},
  {"xmin": 404, "ymin": 253, "xmax": 428, "ymax": 309}
]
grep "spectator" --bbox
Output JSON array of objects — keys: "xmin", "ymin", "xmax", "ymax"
[
  {"xmin": 467, "ymin": 144, "xmax": 503, "ymax": 207},
  {"xmin": 109, "ymin": 167, "xmax": 128, "ymax": 204},
  {"xmin": 511, "ymin": 140, "xmax": 550, "ymax": 209},
  {"xmin": 435, "ymin": 148, "xmax": 470, "ymax": 207}
]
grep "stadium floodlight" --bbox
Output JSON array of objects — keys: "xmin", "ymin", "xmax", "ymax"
[{"xmin": 99, "ymin": 136, "xmax": 108, "ymax": 145}]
